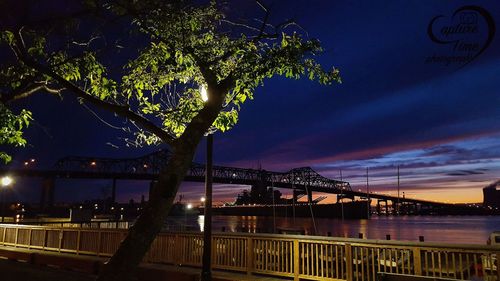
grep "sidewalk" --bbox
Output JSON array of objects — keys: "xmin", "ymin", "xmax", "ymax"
[{"xmin": 0, "ymin": 246, "xmax": 284, "ymax": 281}]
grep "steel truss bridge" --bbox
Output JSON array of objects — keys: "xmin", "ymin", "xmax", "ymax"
[{"xmin": 1, "ymin": 149, "xmax": 452, "ymax": 209}]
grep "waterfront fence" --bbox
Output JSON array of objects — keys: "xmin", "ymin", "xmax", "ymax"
[
  {"xmin": 0, "ymin": 224, "xmax": 498, "ymax": 281},
  {"xmin": 3, "ymin": 220, "xmax": 130, "ymax": 229}
]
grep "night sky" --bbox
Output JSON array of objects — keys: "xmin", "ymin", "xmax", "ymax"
[{"xmin": 3, "ymin": 0, "xmax": 500, "ymax": 205}]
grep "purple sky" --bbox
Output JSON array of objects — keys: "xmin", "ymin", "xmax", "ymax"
[{"xmin": 2, "ymin": 0, "xmax": 500, "ymax": 204}]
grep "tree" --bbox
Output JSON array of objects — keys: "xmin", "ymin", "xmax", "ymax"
[{"xmin": 0, "ymin": 1, "xmax": 341, "ymax": 280}]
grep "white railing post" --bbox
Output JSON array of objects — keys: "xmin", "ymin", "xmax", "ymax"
[
  {"xmin": 413, "ymin": 247, "xmax": 422, "ymax": 275},
  {"xmin": 346, "ymin": 243, "xmax": 353, "ymax": 281},
  {"xmin": 246, "ymin": 237, "xmax": 253, "ymax": 275},
  {"xmin": 293, "ymin": 239, "xmax": 300, "ymax": 281},
  {"xmin": 14, "ymin": 227, "xmax": 19, "ymax": 247}
]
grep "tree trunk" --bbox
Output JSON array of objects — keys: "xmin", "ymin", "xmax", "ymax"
[
  {"xmin": 96, "ymin": 143, "xmax": 196, "ymax": 281},
  {"xmin": 96, "ymin": 87, "xmax": 225, "ymax": 281}
]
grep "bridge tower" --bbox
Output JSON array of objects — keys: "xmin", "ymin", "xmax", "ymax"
[{"xmin": 40, "ymin": 177, "xmax": 55, "ymax": 211}]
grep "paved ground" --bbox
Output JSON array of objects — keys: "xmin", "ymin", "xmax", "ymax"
[
  {"xmin": 0, "ymin": 246, "xmax": 285, "ymax": 281},
  {"xmin": 0, "ymin": 258, "xmax": 95, "ymax": 281}
]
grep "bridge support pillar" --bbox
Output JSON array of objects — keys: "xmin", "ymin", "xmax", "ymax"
[
  {"xmin": 149, "ymin": 180, "xmax": 157, "ymax": 200},
  {"xmin": 307, "ymin": 190, "xmax": 313, "ymax": 204},
  {"xmin": 293, "ymin": 189, "xmax": 299, "ymax": 204},
  {"xmin": 111, "ymin": 178, "xmax": 117, "ymax": 204},
  {"xmin": 40, "ymin": 177, "xmax": 55, "ymax": 211}
]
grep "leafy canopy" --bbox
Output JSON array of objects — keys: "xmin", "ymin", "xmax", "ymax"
[
  {"xmin": 0, "ymin": 0, "xmax": 341, "ymax": 159},
  {"xmin": 0, "ymin": 104, "xmax": 32, "ymax": 163}
]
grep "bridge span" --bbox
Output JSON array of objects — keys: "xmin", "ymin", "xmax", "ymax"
[{"xmin": 1, "ymin": 150, "xmax": 452, "ymax": 213}]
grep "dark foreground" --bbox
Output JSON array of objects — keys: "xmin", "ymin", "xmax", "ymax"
[
  {"xmin": 0, "ymin": 246, "xmax": 279, "ymax": 281},
  {"xmin": 0, "ymin": 258, "xmax": 93, "ymax": 281}
]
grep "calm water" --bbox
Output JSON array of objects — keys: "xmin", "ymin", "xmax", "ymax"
[{"xmin": 164, "ymin": 215, "xmax": 500, "ymax": 245}]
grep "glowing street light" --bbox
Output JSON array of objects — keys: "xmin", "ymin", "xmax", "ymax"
[
  {"xmin": 200, "ymin": 197, "xmax": 206, "ymax": 202},
  {"xmin": 187, "ymin": 203, "xmax": 193, "ymax": 210},
  {"xmin": 1, "ymin": 176, "xmax": 13, "ymax": 187},
  {"xmin": 1, "ymin": 176, "xmax": 13, "ymax": 222},
  {"xmin": 200, "ymin": 85, "xmax": 208, "ymax": 102}
]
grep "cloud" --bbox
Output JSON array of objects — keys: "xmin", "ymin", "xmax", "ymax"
[{"xmin": 446, "ymin": 170, "xmax": 486, "ymax": 176}]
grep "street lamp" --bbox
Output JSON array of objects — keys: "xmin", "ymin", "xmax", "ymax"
[
  {"xmin": 200, "ymin": 85, "xmax": 214, "ymax": 281},
  {"xmin": 1, "ymin": 176, "xmax": 13, "ymax": 223}
]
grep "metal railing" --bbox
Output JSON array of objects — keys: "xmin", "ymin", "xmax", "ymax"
[
  {"xmin": 5, "ymin": 220, "xmax": 131, "ymax": 229},
  {"xmin": 0, "ymin": 224, "xmax": 498, "ymax": 281}
]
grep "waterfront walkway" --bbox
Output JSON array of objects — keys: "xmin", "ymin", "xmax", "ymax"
[
  {"xmin": 1, "ymin": 224, "xmax": 499, "ymax": 281},
  {"xmin": 0, "ymin": 245, "xmax": 283, "ymax": 281}
]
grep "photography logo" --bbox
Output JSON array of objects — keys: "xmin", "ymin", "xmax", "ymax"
[{"xmin": 426, "ymin": 6, "xmax": 495, "ymax": 67}]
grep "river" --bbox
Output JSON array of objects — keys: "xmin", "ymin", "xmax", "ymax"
[{"xmin": 164, "ymin": 215, "xmax": 500, "ymax": 245}]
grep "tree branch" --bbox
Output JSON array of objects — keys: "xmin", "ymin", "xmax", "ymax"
[
  {"xmin": 12, "ymin": 32, "xmax": 176, "ymax": 146},
  {"xmin": 1, "ymin": 82, "xmax": 64, "ymax": 103}
]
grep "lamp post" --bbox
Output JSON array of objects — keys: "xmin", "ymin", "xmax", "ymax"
[
  {"xmin": 1, "ymin": 176, "xmax": 13, "ymax": 223},
  {"xmin": 201, "ymin": 134, "xmax": 213, "ymax": 281},
  {"xmin": 200, "ymin": 85, "xmax": 213, "ymax": 281},
  {"xmin": 185, "ymin": 203, "xmax": 193, "ymax": 231},
  {"xmin": 397, "ymin": 166, "xmax": 400, "ymax": 216}
]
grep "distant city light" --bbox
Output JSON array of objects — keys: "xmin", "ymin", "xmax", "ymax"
[
  {"xmin": 30, "ymin": 158, "xmax": 35, "ymax": 163},
  {"xmin": 1, "ymin": 176, "xmax": 13, "ymax": 187},
  {"xmin": 187, "ymin": 204, "xmax": 193, "ymax": 210},
  {"xmin": 143, "ymin": 164, "xmax": 148, "ymax": 169},
  {"xmin": 201, "ymin": 197, "xmax": 206, "ymax": 202},
  {"xmin": 90, "ymin": 161, "xmax": 96, "ymax": 166},
  {"xmin": 24, "ymin": 161, "xmax": 29, "ymax": 166}
]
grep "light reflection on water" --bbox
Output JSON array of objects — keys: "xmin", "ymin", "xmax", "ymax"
[{"xmin": 164, "ymin": 215, "xmax": 500, "ymax": 245}]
